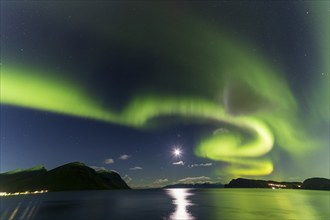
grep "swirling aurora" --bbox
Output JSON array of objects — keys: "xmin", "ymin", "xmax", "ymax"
[{"xmin": 0, "ymin": 1, "xmax": 328, "ymax": 182}]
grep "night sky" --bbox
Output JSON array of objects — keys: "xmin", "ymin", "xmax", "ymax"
[{"xmin": 1, "ymin": 1, "xmax": 329, "ymax": 188}]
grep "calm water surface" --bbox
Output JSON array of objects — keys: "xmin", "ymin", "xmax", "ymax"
[{"xmin": 1, "ymin": 189, "xmax": 329, "ymax": 219}]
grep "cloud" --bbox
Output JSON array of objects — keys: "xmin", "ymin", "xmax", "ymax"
[
  {"xmin": 89, "ymin": 166, "xmax": 120, "ymax": 174},
  {"xmin": 119, "ymin": 154, "xmax": 131, "ymax": 160},
  {"xmin": 104, "ymin": 158, "xmax": 114, "ymax": 164},
  {"xmin": 289, "ymin": 176, "xmax": 300, "ymax": 180},
  {"xmin": 213, "ymin": 128, "xmax": 229, "ymax": 135},
  {"xmin": 172, "ymin": 161, "xmax": 185, "ymax": 165},
  {"xmin": 130, "ymin": 166, "xmax": 143, "ymax": 170},
  {"xmin": 90, "ymin": 166, "xmax": 120, "ymax": 175},
  {"xmin": 188, "ymin": 163, "xmax": 213, "ymax": 168},
  {"xmin": 153, "ymin": 178, "xmax": 169, "ymax": 185},
  {"xmin": 123, "ymin": 175, "xmax": 132, "ymax": 183},
  {"xmin": 90, "ymin": 166, "xmax": 107, "ymax": 171},
  {"xmin": 178, "ymin": 176, "xmax": 211, "ymax": 184}
]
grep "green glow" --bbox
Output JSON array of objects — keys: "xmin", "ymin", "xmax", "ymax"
[
  {"xmin": 1, "ymin": 3, "xmax": 327, "ymax": 177},
  {"xmin": 195, "ymin": 121, "xmax": 273, "ymax": 159},
  {"xmin": 0, "ymin": 65, "xmax": 117, "ymax": 122},
  {"xmin": 305, "ymin": 1, "xmax": 329, "ymax": 123},
  {"xmin": 0, "ymin": 65, "xmax": 279, "ymax": 176},
  {"xmin": 223, "ymin": 158, "xmax": 273, "ymax": 176},
  {"xmin": 209, "ymin": 189, "xmax": 329, "ymax": 220}
]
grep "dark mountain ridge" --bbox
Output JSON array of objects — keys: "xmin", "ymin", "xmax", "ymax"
[{"xmin": 0, "ymin": 162, "xmax": 130, "ymax": 192}]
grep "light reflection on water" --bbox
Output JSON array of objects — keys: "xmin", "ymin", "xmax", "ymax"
[
  {"xmin": 1, "ymin": 199, "xmax": 41, "ymax": 220},
  {"xmin": 165, "ymin": 189, "xmax": 195, "ymax": 220},
  {"xmin": 20, "ymin": 200, "xmax": 41, "ymax": 219},
  {"xmin": 0, "ymin": 189, "xmax": 328, "ymax": 219}
]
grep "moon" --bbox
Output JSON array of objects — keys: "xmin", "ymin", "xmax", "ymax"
[{"xmin": 173, "ymin": 148, "xmax": 182, "ymax": 157}]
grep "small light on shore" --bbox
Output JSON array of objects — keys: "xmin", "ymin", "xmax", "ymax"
[{"xmin": 0, "ymin": 190, "xmax": 48, "ymax": 197}]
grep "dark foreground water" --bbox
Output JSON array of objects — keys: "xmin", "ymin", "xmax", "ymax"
[{"xmin": 1, "ymin": 188, "xmax": 329, "ymax": 220}]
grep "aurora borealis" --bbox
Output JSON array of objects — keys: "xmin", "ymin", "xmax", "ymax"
[{"xmin": 0, "ymin": 1, "xmax": 329, "ymax": 187}]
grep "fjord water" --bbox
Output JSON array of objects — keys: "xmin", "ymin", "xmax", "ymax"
[{"xmin": 1, "ymin": 189, "xmax": 329, "ymax": 220}]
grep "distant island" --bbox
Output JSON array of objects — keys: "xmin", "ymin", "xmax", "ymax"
[
  {"xmin": 163, "ymin": 183, "xmax": 224, "ymax": 189},
  {"xmin": 225, "ymin": 178, "xmax": 330, "ymax": 191},
  {"xmin": 0, "ymin": 162, "xmax": 130, "ymax": 193}
]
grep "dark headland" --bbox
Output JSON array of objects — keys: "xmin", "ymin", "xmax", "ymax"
[
  {"xmin": 0, "ymin": 162, "xmax": 130, "ymax": 192},
  {"xmin": 225, "ymin": 177, "xmax": 330, "ymax": 191}
]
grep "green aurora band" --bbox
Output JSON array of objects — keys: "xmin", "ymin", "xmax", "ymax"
[
  {"xmin": 1, "ymin": 3, "xmax": 328, "ymax": 177},
  {"xmin": 1, "ymin": 65, "xmax": 275, "ymax": 175},
  {"xmin": 0, "ymin": 60, "xmax": 315, "ymax": 177}
]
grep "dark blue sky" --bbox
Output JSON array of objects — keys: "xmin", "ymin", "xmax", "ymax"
[{"xmin": 1, "ymin": 1, "xmax": 329, "ymax": 188}]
